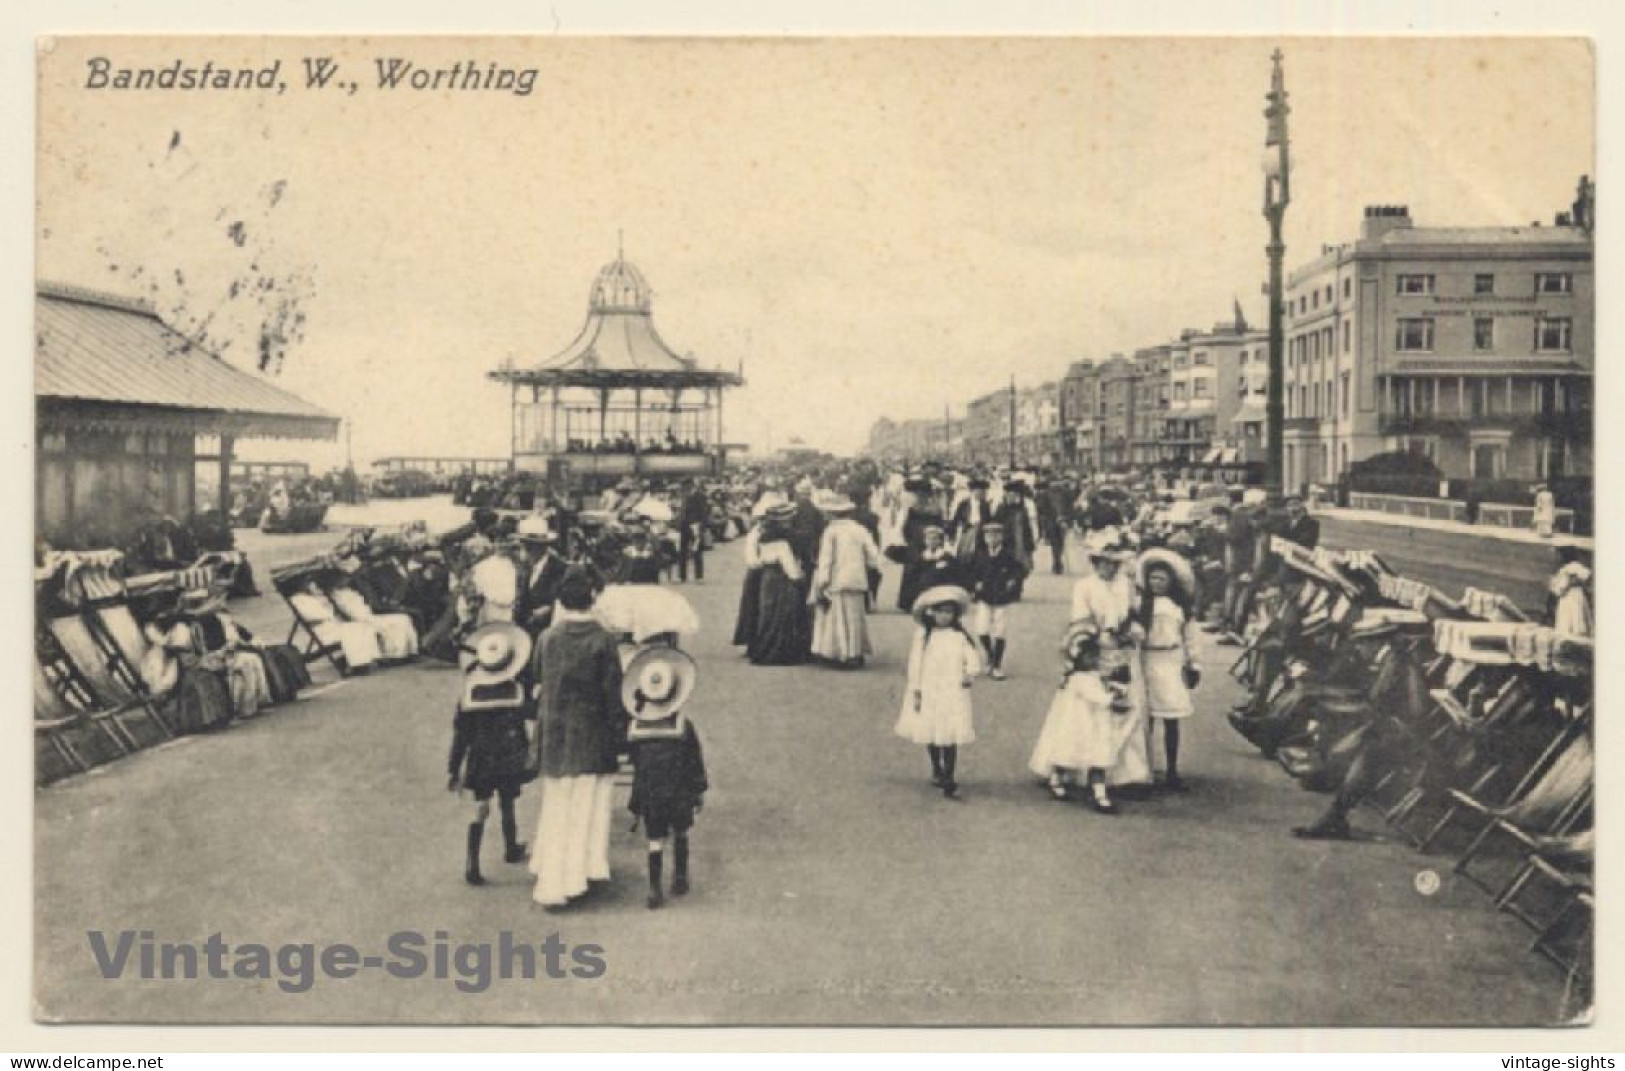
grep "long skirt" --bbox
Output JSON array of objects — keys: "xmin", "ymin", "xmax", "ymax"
[
  {"xmin": 732, "ymin": 568, "xmax": 763, "ymax": 647},
  {"xmin": 372, "ymin": 614, "xmax": 419, "ymax": 660},
  {"xmin": 172, "ymin": 666, "xmax": 234, "ymax": 734},
  {"xmin": 529, "ymin": 774, "xmax": 616, "ymax": 906},
  {"xmin": 748, "ymin": 567, "xmax": 810, "ymax": 666},
  {"xmin": 257, "ymin": 645, "xmax": 311, "ymax": 703},
  {"xmin": 897, "ymin": 563, "xmax": 929, "ymax": 613},
  {"xmin": 811, "ymin": 591, "xmax": 872, "ymax": 663},
  {"xmin": 226, "ymin": 651, "xmax": 272, "ymax": 718},
  {"xmin": 314, "ymin": 621, "xmax": 381, "ymax": 670},
  {"xmin": 1100, "ymin": 646, "xmax": 1153, "ymax": 787}
]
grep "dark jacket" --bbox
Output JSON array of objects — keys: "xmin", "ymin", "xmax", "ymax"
[
  {"xmin": 967, "ymin": 545, "xmax": 1027, "ymax": 606},
  {"xmin": 627, "ymin": 719, "xmax": 708, "ymax": 815},
  {"xmin": 530, "ymin": 617, "xmax": 626, "ymax": 778},
  {"xmin": 516, "ymin": 552, "xmax": 569, "ymax": 626}
]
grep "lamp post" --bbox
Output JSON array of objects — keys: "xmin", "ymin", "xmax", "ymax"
[{"xmin": 1262, "ymin": 48, "xmax": 1291, "ymax": 500}]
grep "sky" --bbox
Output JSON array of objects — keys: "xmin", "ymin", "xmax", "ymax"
[{"xmin": 36, "ymin": 36, "xmax": 1593, "ymax": 466}]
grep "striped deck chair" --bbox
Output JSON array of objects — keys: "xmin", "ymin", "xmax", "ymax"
[
  {"xmin": 55, "ymin": 552, "xmax": 175, "ymax": 745},
  {"xmin": 32, "ymin": 619, "xmax": 116, "ymax": 782},
  {"xmin": 1498, "ymin": 832, "xmax": 1593, "ymax": 987},
  {"xmin": 271, "ymin": 557, "xmax": 348, "ymax": 676}
]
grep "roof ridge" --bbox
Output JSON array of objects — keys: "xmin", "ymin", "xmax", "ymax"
[{"xmin": 37, "ymin": 281, "xmax": 158, "ymax": 318}]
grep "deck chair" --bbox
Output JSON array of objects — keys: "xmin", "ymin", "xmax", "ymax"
[
  {"xmin": 57, "ymin": 553, "xmax": 175, "ymax": 745},
  {"xmin": 1498, "ymin": 837, "xmax": 1593, "ymax": 987},
  {"xmin": 1454, "ymin": 725, "xmax": 1593, "ymax": 896},
  {"xmin": 33, "ymin": 624, "xmax": 109, "ymax": 783},
  {"xmin": 271, "ymin": 557, "xmax": 349, "ymax": 676}
]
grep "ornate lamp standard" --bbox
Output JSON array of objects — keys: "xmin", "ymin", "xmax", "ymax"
[{"xmin": 1262, "ymin": 49, "xmax": 1291, "ymax": 499}]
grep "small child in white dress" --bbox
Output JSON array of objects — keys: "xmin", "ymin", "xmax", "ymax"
[
  {"xmin": 1028, "ymin": 622, "xmax": 1134, "ymax": 812},
  {"xmin": 893, "ymin": 585, "xmax": 983, "ymax": 799}
]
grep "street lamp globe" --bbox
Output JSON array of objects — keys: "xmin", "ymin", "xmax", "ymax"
[{"xmin": 1262, "ymin": 145, "xmax": 1283, "ymax": 179}]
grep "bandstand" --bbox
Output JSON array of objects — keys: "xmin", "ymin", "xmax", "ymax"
[{"xmin": 489, "ymin": 256, "xmax": 743, "ymax": 487}]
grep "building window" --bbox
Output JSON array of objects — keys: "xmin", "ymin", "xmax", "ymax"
[
  {"xmin": 1254, "ymin": 378, "xmax": 1266, "ymax": 395},
  {"xmin": 1343, "ymin": 278, "xmax": 1352, "ymax": 299},
  {"xmin": 1535, "ymin": 317, "xmax": 1573, "ymax": 353},
  {"xmin": 1194, "ymin": 379, "xmax": 1209, "ymax": 398},
  {"xmin": 1397, "ymin": 273, "xmax": 1435, "ymax": 295},
  {"xmin": 1342, "ymin": 318, "xmax": 1351, "ymax": 354},
  {"xmin": 1474, "ymin": 273, "xmax": 1495, "ymax": 295},
  {"xmin": 1341, "ymin": 371, "xmax": 1351, "ymax": 418},
  {"xmin": 1172, "ymin": 383, "xmax": 1187, "ymax": 401},
  {"xmin": 1396, "ymin": 318, "xmax": 1434, "ymax": 352},
  {"xmin": 1473, "ymin": 317, "xmax": 1494, "ymax": 352},
  {"xmin": 1238, "ymin": 349, "xmax": 1248, "ymax": 366},
  {"xmin": 1536, "ymin": 272, "xmax": 1573, "ymax": 295},
  {"xmin": 1325, "ymin": 285, "xmax": 1333, "ymax": 304},
  {"xmin": 1312, "ymin": 290, "xmax": 1320, "ymax": 310},
  {"xmin": 1238, "ymin": 376, "xmax": 1249, "ymax": 397},
  {"xmin": 1193, "ymin": 350, "xmax": 1210, "ymax": 366}
]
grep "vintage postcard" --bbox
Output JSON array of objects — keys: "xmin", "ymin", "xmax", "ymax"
[{"xmin": 32, "ymin": 35, "xmax": 1595, "ymax": 1027}]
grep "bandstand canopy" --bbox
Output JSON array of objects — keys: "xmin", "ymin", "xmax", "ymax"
[{"xmin": 488, "ymin": 257, "xmax": 744, "ymax": 391}]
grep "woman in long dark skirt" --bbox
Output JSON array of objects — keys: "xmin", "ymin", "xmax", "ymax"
[
  {"xmin": 732, "ymin": 511, "xmax": 767, "ymax": 648},
  {"xmin": 747, "ymin": 505, "xmax": 811, "ymax": 665},
  {"xmin": 895, "ymin": 480, "xmax": 947, "ymax": 612}
]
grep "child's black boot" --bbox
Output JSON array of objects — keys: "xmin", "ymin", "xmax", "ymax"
[
  {"xmin": 465, "ymin": 822, "xmax": 486, "ymax": 886},
  {"xmin": 672, "ymin": 834, "xmax": 691, "ymax": 897}
]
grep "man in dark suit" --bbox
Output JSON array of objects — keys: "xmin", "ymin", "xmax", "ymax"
[
  {"xmin": 515, "ymin": 519, "xmax": 569, "ymax": 637},
  {"xmin": 677, "ymin": 480, "xmax": 709, "ymax": 583}
]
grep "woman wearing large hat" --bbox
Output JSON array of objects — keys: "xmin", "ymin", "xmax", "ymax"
[
  {"xmin": 744, "ymin": 501, "xmax": 812, "ymax": 665},
  {"xmin": 809, "ymin": 492, "xmax": 884, "ymax": 668},
  {"xmin": 894, "ymin": 479, "xmax": 948, "ymax": 611},
  {"xmin": 1067, "ymin": 528, "xmax": 1154, "ymax": 791},
  {"xmin": 449, "ymin": 622, "xmax": 535, "ymax": 886}
]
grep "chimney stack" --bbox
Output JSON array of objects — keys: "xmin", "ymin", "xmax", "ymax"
[{"xmin": 1361, "ymin": 204, "xmax": 1413, "ymax": 240}]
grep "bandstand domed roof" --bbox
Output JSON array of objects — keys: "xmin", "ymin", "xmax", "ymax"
[
  {"xmin": 589, "ymin": 258, "xmax": 652, "ymax": 314},
  {"xmin": 490, "ymin": 252, "xmax": 744, "ymax": 390}
]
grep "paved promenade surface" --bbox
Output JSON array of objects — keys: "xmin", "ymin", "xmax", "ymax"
[{"xmin": 34, "ymin": 500, "xmax": 1569, "ymax": 1025}]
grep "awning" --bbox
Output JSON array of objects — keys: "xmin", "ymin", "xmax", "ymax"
[
  {"xmin": 36, "ymin": 282, "xmax": 339, "ymax": 441},
  {"xmin": 1383, "ymin": 357, "xmax": 1586, "ymax": 377}
]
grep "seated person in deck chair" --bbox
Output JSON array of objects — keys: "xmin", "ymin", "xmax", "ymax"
[
  {"xmin": 330, "ymin": 576, "xmax": 420, "ymax": 662},
  {"xmin": 289, "ymin": 577, "xmax": 383, "ymax": 673}
]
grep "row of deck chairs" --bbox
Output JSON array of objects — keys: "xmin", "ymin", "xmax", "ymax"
[
  {"xmin": 270, "ymin": 522, "xmax": 433, "ymax": 677},
  {"xmin": 34, "ymin": 550, "xmax": 305, "ymax": 786},
  {"xmin": 1225, "ymin": 539, "xmax": 1594, "ymax": 1003}
]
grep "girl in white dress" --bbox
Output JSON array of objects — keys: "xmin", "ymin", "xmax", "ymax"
[
  {"xmin": 1136, "ymin": 548, "xmax": 1199, "ymax": 792},
  {"xmin": 1028, "ymin": 623, "xmax": 1135, "ymax": 810},
  {"xmin": 1069, "ymin": 532, "xmax": 1153, "ymax": 792},
  {"xmin": 893, "ymin": 585, "xmax": 983, "ymax": 799}
]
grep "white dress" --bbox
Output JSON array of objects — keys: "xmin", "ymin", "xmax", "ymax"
[
  {"xmin": 893, "ymin": 626, "xmax": 983, "ymax": 746},
  {"xmin": 289, "ymin": 592, "xmax": 382, "ymax": 669},
  {"xmin": 1140, "ymin": 595, "xmax": 1195, "ymax": 720},
  {"xmin": 1028, "ymin": 671, "xmax": 1132, "ymax": 775},
  {"xmin": 330, "ymin": 588, "xmax": 419, "ymax": 661},
  {"xmin": 1069, "ymin": 571, "xmax": 1153, "ymax": 787}
]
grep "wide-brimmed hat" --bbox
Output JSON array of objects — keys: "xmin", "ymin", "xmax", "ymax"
[
  {"xmin": 763, "ymin": 501, "xmax": 798, "ymax": 523},
  {"xmin": 1085, "ymin": 527, "xmax": 1136, "ymax": 563},
  {"xmin": 1138, "ymin": 546, "xmax": 1197, "ymax": 601},
  {"xmin": 633, "ymin": 497, "xmax": 675, "ymax": 524},
  {"xmin": 1060, "ymin": 621, "xmax": 1103, "ymax": 665},
  {"xmin": 620, "ymin": 645, "xmax": 697, "ymax": 721},
  {"xmin": 912, "ymin": 584, "xmax": 972, "ymax": 625},
  {"xmin": 516, "ymin": 516, "xmax": 555, "ymax": 543},
  {"xmin": 464, "ymin": 622, "xmax": 532, "ymax": 687},
  {"xmin": 816, "ymin": 491, "xmax": 856, "ymax": 514},
  {"xmin": 751, "ymin": 491, "xmax": 789, "ymax": 519}
]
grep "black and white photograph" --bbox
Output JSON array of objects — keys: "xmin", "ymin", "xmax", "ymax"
[{"xmin": 29, "ymin": 33, "xmax": 1596, "ymax": 1028}]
